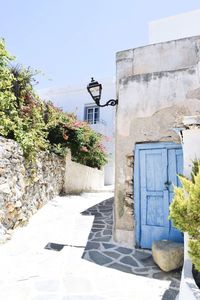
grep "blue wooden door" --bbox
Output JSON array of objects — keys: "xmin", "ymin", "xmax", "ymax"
[
  {"xmin": 135, "ymin": 143, "xmax": 183, "ymax": 249},
  {"xmin": 168, "ymin": 148, "xmax": 183, "ymax": 241}
]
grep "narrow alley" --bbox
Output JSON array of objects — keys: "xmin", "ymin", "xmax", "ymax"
[{"xmin": 0, "ymin": 191, "xmax": 180, "ymax": 300}]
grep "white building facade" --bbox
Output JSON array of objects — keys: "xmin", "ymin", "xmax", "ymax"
[
  {"xmin": 38, "ymin": 77, "xmax": 115, "ymax": 185},
  {"xmin": 149, "ymin": 9, "xmax": 200, "ymax": 44}
]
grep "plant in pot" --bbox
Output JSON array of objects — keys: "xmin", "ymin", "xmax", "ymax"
[{"xmin": 169, "ymin": 161, "xmax": 200, "ymax": 288}]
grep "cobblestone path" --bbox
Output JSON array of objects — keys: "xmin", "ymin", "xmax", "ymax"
[{"xmin": 81, "ymin": 198, "xmax": 181, "ymax": 300}]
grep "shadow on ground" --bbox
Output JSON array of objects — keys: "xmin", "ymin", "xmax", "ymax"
[{"xmin": 81, "ymin": 198, "xmax": 181, "ymax": 300}]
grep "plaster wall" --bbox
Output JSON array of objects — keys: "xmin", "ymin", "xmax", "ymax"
[
  {"xmin": 117, "ymin": 36, "xmax": 200, "ymax": 81},
  {"xmin": 115, "ymin": 36, "xmax": 200, "ymax": 247},
  {"xmin": 149, "ymin": 9, "xmax": 200, "ymax": 44},
  {"xmin": 182, "ymin": 128, "xmax": 200, "ymax": 178},
  {"xmin": 64, "ymin": 152, "xmax": 104, "ymax": 194}
]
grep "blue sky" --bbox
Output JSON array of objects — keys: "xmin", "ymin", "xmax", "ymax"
[{"xmin": 0, "ymin": 0, "xmax": 200, "ymax": 89}]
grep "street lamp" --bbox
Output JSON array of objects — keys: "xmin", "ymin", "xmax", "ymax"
[{"xmin": 87, "ymin": 78, "xmax": 118, "ymax": 107}]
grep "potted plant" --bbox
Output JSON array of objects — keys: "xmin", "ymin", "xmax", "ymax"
[{"xmin": 169, "ymin": 161, "xmax": 200, "ymax": 288}]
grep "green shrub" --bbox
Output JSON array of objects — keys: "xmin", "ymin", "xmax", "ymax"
[
  {"xmin": 169, "ymin": 161, "xmax": 200, "ymax": 271},
  {"xmin": 0, "ymin": 39, "xmax": 17, "ymax": 138},
  {"xmin": 0, "ymin": 39, "xmax": 107, "ymax": 169},
  {"xmin": 46, "ymin": 102, "xmax": 107, "ymax": 169}
]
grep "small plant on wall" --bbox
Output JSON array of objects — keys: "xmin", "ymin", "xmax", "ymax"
[{"xmin": 169, "ymin": 161, "xmax": 200, "ymax": 287}]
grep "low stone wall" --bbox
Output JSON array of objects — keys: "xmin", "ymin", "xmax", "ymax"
[
  {"xmin": 64, "ymin": 153, "xmax": 104, "ymax": 194},
  {"xmin": 0, "ymin": 137, "xmax": 105, "ymax": 242},
  {"xmin": 0, "ymin": 137, "xmax": 65, "ymax": 242}
]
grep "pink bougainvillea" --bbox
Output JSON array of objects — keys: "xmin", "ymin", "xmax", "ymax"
[{"xmin": 80, "ymin": 146, "xmax": 89, "ymax": 152}]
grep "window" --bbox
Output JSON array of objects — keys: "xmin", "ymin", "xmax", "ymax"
[{"xmin": 85, "ymin": 105, "xmax": 100, "ymax": 124}]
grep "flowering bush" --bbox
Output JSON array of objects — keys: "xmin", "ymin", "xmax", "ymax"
[
  {"xmin": 46, "ymin": 102, "xmax": 107, "ymax": 169},
  {"xmin": 0, "ymin": 39, "xmax": 107, "ymax": 169},
  {"xmin": 0, "ymin": 41, "xmax": 48, "ymax": 160}
]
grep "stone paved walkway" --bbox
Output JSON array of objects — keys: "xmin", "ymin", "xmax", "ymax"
[
  {"xmin": 0, "ymin": 192, "xmax": 181, "ymax": 299},
  {"xmin": 82, "ymin": 198, "xmax": 181, "ymax": 300}
]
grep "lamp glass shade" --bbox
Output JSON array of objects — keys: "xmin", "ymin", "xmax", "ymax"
[
  {"xmin": 89, "ymin": 85, "xmax": 100, "ymax": 98},
  {"xmin": 87, "ymin": 78, "xmax": 102, "ymax": 103}
]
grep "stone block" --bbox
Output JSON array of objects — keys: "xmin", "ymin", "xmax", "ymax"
[
  {"xmin": 152, "ymin": 240, "xmax": 184, "ymax": 272},
  {"xmin": 0, "ymin": 183, "xmax": 11, "ymax": 194}
]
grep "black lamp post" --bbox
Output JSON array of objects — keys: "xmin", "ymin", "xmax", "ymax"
[{"xmin": 87, "ymin": 78, "xmax": 118, "ymax": 107}]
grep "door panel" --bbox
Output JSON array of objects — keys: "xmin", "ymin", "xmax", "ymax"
[
  {"xmin": 136, "ymin": 143, "xmax": 183, "ymax": 249},
  {"xmin": 146, "ymin": 196, "xmax": 164, "ymax": 226},
  {"xmin": 139, "ymin": 148, "xmax": 169, "ymax": 248}
]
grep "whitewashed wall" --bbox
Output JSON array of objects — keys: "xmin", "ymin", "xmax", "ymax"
[
  {"xmin": 64, "ymin": 153, "xmax": 104, "ymax": 194},
  {"xmin": 149, "ymin": 9, "xmax": 200, "ymax": 44}
]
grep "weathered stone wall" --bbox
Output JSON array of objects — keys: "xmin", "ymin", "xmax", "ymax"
[
  {"xmin": 0, "ymin": 137, "xmax": 65, "ymax": 242},
  {"xmin": 114, "ymin": 36, "xmax": 200, "ymax": 247}
]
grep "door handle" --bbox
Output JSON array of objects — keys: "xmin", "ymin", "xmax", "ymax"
[{"xmin": 164, "ymin": 181, "xmax": 171, "ymax": 190}]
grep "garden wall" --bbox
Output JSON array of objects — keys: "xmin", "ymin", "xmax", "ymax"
[
  {"xmin": 64, "ymin": 152, "xmax": 104, "ymax": 194},
  {"xmin": 0, "ymin": 137, "xmax": 65, "ymax": 242},
  {"xmin": 0, "ymin": 137, "xmax": 105, "ymax": 242}
]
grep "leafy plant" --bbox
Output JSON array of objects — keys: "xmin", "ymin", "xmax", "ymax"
[
  {"xmin": 0, "ymin": 39, "xmax": 17, "ymax": 138},
  {"xmin": 169, "ymin": 161, "xmax": 200, "ymax": 271},
  {"xmin": 46, "ymin": 102, "xmax": 107, "ymax": 169},
  {"xmin": 0, "ymin": 39, "xmax": 107, "ymax": 169}
]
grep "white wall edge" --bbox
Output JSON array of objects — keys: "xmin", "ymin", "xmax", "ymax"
[{"xmin": 179, "ymin": 258, "xmax": 200, "ymax": 300}]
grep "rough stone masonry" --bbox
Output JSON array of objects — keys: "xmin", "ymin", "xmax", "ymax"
[{"xmin": 0, "ymin": 137, "xmax": 65, "ymax": 242}]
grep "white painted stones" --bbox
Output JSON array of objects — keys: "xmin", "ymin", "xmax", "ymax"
[{"xmin": 152, "ymin": 240, "xmax": 184, "ymax": 272}]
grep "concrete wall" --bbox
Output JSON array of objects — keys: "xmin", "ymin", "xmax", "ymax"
[
  {"xmin": 64, "ymin": 153, "xmax": 104, "ymax": 194},
  {"xmin": 149, "ymin": 9, "xmax": 200, "ymax": 44},
  {"xmin": 114, "ymin": 36, "xmax": 200, "ymax": 247}
]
